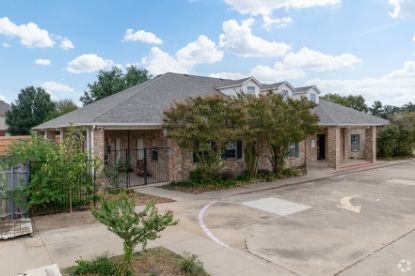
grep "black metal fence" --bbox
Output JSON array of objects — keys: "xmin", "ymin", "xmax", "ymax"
[
  {"xmin": 0, "ymin": 159, "xmax": 96, "ymax": 220},
  {"xmin": 105, "ymin": 147, "xmax": 169, "ymax": 188}
]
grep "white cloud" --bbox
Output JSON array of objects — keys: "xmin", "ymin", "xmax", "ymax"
[
  {"xmin": 141, "ymin": 47, "xmax": 188, "ymax": 75},
  {"xmin": 282, "ymin": 47, "xmax": 361, "ymax": 72},
  {"xmin": 2, "ymin": 42, "xmax": 10, "ymax": 47},
  {"xmin": 262, "ymin": 15, "xmax": 293, "ymax": 30},
  {"xmin": 0, "ymin": 17, "xmax": 55, "ymax": 47},
  {"xmin": 250, "ymin": 63, "xmax": 305, "ymax": 82},
  {"xmin": 141, "ymin": 35, "xmax": 223, "ymax": 75},
  {"xmin": 209, "ymin": 72, "xmax": 248, "ymax": 79},
  {"xmin": 41, "ymin": 81, "xmax": 74, "ymax": 93},
  {"xmin": 219, "ymin": 18, "xmax": 291, "ymax": 57},
  {"xmin": 0, "ymin": 95, "xmax": 9, "ymax": 104},
  {"xmin": 176, "ymin": 35, "xmax": 223, "ymax": 68},
  {"xmin": 35, "ymin": 58, "xmax": 51, "ymax": 66},
  {"xmin": 309, "ymin": 61, "xmax": 415, "ymax": 106},
  {"xmin": 224, "ymin": 0, "xmax": 340, "ymax": 15},
  {"xmin": 67, "ymin": 54, "xmax": 114, "ymax": 74},
  {"xmin": 60, "ymin": 37, "xmax": 74, "ymax": 49},
  {"xmin": 123, "ymin": 29, "xmax": 163, "ymax": 45},
  {"xmin": 388, "ymin": 0, "xmax": 415, "ymax": 18}
]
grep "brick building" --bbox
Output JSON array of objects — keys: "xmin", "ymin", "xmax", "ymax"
[{"xmin": 34, "ymin": 73, "xmax": 388, "ymax": 185}]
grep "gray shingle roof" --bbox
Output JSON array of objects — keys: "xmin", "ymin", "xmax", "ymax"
[
  {"xmin": 34, "ymin": 73, "xmax": 389, "ymax": 129},
  {"xmin": 34, "ymin": 73, "xmax": 233, "ymax": 129},
  {"xmin": 0, "ymin": 100, "xmax": 10, "ymax": 116},
  {"xmin": 314, "ymin": 99, "xmax": 389, "ymax": 126},
  {"xmin": 295, "ymin": 86, "xmax": 315, "ymax": 93}
]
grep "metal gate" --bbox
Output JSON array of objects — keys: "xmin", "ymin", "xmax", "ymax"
[
  {"xmin": 0, "ymin": 163, "xmax": 31, "ymax": 239},
  {"xmin": 105, "ymin": 147, "xmax": 169, "ymax": 188}
]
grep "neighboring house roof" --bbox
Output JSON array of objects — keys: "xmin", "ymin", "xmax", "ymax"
[
  {"xmin": 314, "ymin": 99, "xmax": 389, "ymax": 126},
  {"xmin": 216, "ymin": 76, "xmax": 261, "ymax": 89},
  {"xmin": 0, "ymin": 100, "xmax": 11, "ymax": 116},
  {"xmin": 34, "ymin": 73, "xmax": 232, "ymax": 129},
  {"xmin": 34, "ymin": 73, "xmax": 389, "ymax": 130},
  {"xmin": 295, "ymin": 85, "xmax": 321, "ymax": 94}
]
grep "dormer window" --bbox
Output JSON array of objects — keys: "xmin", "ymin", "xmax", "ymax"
[
  {"xmin": 310, "ymin": 93, "xmax": 317, "ymax": 103},
  {"xmin": 246, "ymin": 86, "xmax": 256, "ymax": 95},
  {"xmin": 282, "ymin": 90, "xmax": 289, "ymax": 100}
]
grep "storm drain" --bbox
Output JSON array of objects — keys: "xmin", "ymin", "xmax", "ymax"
[
  {"xmin": 242, "ymin": 197, "xmax": 311, "ymax": 216},
  {"xmin": 386, "ymin": 178, "xmax": 415, "ymax": 186}
]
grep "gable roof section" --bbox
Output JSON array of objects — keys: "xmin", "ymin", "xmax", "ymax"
[
  {"xmin": 34, "ymin": 73, "xmax": 233, "ymax": 129},
  {"xmin": 216, "ymin": 76, "xmax": 261, "ymax": 90},
  {"xmin": 314, "ymin": 99, "xmax": 389, "ymax": 126},
  {"xmin": 295, "ymin": 85, "xmax": 321, "ymax": 94},
  {"xmin": 261, "ymin": 81, "xmax": 295, "ymax": 91}
]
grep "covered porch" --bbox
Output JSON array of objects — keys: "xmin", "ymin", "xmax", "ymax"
[{"xmin": 308, "ymin": 126, "xmax": 377, "ymax": 170}]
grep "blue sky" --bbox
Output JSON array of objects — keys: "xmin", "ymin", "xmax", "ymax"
[{"xmin": 1, "ymin": 0, "xmax": 415, "ymax": 106}]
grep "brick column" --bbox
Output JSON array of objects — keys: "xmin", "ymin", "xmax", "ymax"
[
  {"xmin": 327, "ymin": 127, "xmax": 341, "ymax": 170},
  {"xmin": 92, "ymin": 127, "xmax": 105, "ymax": 162},
  {"xmin": 344, "ymin": 128, "xmax": 351, "ymax": 160},
  {"xmin": 166, "ymin": 138, "xmax": 185, "ymax": 182},
  {"xmin": 305, "ymin": 134, "xmax": 317, "ymax": 167},
  {"xmin": 365, "ymin": 126, "xmax": 376, "ymax": 163}
]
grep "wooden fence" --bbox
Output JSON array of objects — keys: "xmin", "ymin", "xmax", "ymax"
[
  {"xmin": 0, "ymin": 136, "xmax": 31, "ymax": 156},
  {"xmin": 0, "ymin": 135, "xmax": 61, "ymax": 156}
]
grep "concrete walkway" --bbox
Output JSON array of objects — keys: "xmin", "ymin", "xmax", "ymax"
[{"xmin": 0, "ymin": 159, "xmax": 413, "ymax": 276}]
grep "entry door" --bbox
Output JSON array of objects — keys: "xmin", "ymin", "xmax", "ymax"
[{"xmin": 317, "ymin": 134, "xmax": 326, "ymax": 160}]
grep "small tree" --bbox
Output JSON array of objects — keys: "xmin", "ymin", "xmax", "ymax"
[
  {"xmin": 92, "ymin": 195, "xmax": 177, "ymax": 274},
  {"xmin": 164, "ymin": 96, "xmax": 237, "ymax": 182},
  {"xmin": 263, "ymin": 93, "xmax": 319, "ymax": 173}
]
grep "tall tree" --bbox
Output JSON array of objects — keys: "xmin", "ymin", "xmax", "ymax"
[
  {"xmin": 80, "ymin": 66, "xmax": 151, "ymax": 105},
  {"xmin": 322, "ymin": 93, "xmax": 368, "ymax": 112},
  {"xmin": 369, "ymin": 101, "xmax": 400, "ymax": 119},
  {"xmin": 47, "ymin": 99, "xmax": 79, "ymax": 120},
  {"xmin": 6, "ymin": 86, "xmax": 55, "ymax": 135}
]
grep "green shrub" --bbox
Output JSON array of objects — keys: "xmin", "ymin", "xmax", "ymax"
[
  {"xmin": 92, "ymin": 194, "xmax": 177, "ymax": 275},
  {"xmin": 189, "ymin": 168, "xmax": 204, "ymax": 183},
  {"xmin": 71, "ymin": 255, "xmax": 115, "ymax": 276},
  {"xmin": 180, "ymin": 252, "xmax": 205, "ymax": 276}
]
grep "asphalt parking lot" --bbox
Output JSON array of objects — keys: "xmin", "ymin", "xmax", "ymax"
[{"xmin": 202, "ymin": 162, "xmax": 415, "ymax": 275}]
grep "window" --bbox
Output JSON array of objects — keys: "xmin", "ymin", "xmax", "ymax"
[
  {"xmin": 310, "ymin": 93, "xmax": 317, "ymax": 103},
  {"xmin": 193, "ymin": 141, "xmax": 216, "ymax": 163},
  {"xmin": 282, "ymin": 89, "xmax": 289, "ymax": 100},
  {"xmin": 246, "ymin": 86, "xmax": 256, "ymax": 95},
  {"xmin": 351, "ymin": 134, "xmax": 360, "ymax": 151},
  {"xmin": 288, "ymin": 143, "xmax": 300, "ymax": 158},
  {"xmin": 223, "ymin": 140, "xmax": 243, "ymax": 160}
]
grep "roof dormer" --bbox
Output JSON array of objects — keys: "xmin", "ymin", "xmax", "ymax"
[
  {"xmin": 293, "ymin": 85, "xmax": 321, "ymax": 104},
  {"xmin": 217, "ymin": 77, "xmax": 262, "ymax": 96}
]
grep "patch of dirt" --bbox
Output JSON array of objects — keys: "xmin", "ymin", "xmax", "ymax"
[{"xmin": 103, "ymin": 189, "xmax": 175, "ymax": 205}]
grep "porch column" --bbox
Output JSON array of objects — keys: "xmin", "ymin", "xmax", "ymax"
[
  {"xmin": 92, "ymin": 127, "xmax": 105, "ymax": 162},
  {"xmin": 327, "ymin": 127, "xmax": 341, "ymax": 170},
  {"xmin": 59, "ymin": 128, "xmax": 66, "ymax": 143},
  {"xmin": 166, "ymin": 138, "xmax": 185, "ymax": 182},
  {"xmin": 365, "ymin": 126, "xmax": 376, "ymax": 163}
]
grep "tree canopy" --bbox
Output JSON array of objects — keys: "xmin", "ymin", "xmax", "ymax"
[
  {"xmin": 6, "ymin": 86, "xmax": 55, "ymax": 135},
  {"xmin": 47, "ymin": 99, "xmax": 79, "ymax": 120},
  {"xmin": 80, "ymin": 66, "xmax": 151, "ymax": 105},
  {"xmin": 321, "ymin": 93, "xmax": 368, "ymax": 112}
]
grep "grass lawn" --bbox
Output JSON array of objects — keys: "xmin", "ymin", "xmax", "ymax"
[{"xmin": 63, "ymin": 247, "xmax": 209, "ymax": 276}]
